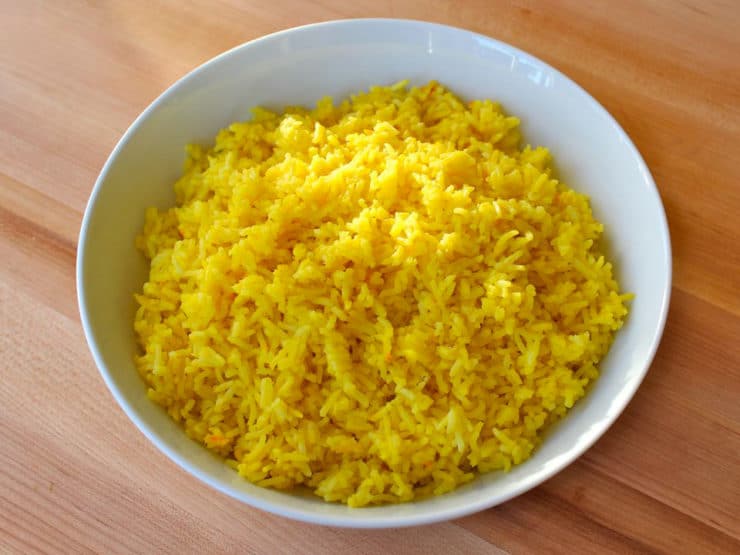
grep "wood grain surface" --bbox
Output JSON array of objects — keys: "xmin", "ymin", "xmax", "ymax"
[{"xmin": 2, "ymin": 1, "xmax": 739, "ymax": 553}]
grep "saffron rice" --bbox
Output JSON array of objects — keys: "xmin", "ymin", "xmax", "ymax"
[{"xmin": 134, "ymin": 81, "xmax": 630, "ymax": 506}]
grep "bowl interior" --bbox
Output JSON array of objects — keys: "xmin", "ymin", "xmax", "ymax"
[{"xmin": 78, "ymin": 19, "xmax": 671, "ymax": 527}]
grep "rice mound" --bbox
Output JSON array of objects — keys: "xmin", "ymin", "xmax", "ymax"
[{"xmin": 134, "ymin": 81, "xmax": 630, "ymax": 507}]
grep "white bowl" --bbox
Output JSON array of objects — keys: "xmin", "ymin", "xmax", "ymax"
[{"xmin": 77, "ymin": 19, "xmax": 671, "ymax": 527}]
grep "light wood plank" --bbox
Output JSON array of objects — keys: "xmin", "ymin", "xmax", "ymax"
[{"xmin": 1, "ymin": 1, "xmax": 739, "ymax": 553}]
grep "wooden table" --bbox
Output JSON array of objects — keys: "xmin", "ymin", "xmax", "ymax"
[{"xmin": 2, "ymin": 1, "xmax": 739, "ymax": 553}]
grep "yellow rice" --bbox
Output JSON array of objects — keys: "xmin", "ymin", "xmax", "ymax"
[{"xmin": 134, "ymin": 81, "xmax": 630, "ymax": 507}]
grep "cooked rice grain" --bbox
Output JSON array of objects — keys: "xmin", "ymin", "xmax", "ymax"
[{"xmin": 134, "ymin": 81, "xmax": 630, "ymax": 506}]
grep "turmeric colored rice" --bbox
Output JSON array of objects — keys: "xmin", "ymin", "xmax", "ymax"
[{"xmin": 134, "ymin": 81, "xmax": 630, "ymax": 507}]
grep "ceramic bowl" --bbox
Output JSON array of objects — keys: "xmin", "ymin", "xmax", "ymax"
[{"xmin": 77, "ymin": 19, "xmax": 671, "ymax": 527}]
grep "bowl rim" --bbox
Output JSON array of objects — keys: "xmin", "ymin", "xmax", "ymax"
[{"xmin": 77, "ymin": 17, "xmax": 672, "ymax": 528}]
